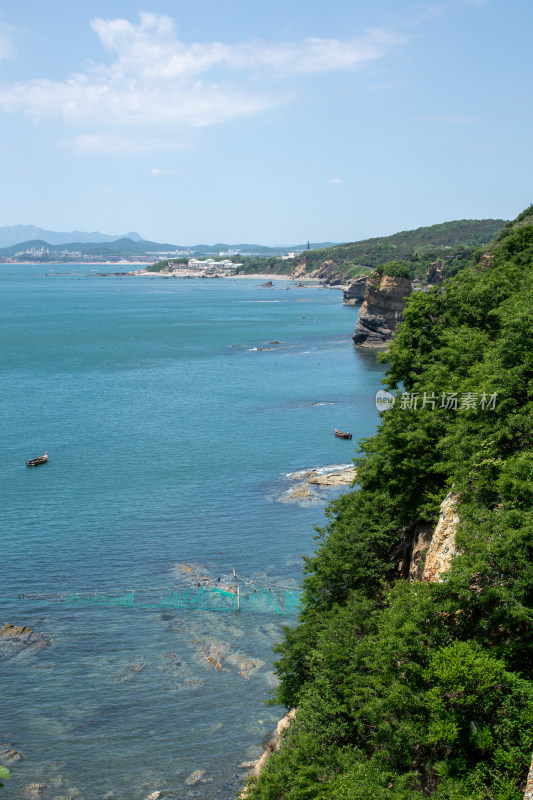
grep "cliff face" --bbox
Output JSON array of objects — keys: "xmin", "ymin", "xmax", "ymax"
[
  {"xmin": 420, "ymin": 493, "xmax": 460, "ymax": 582},
  {"xmin": 343, "ymin": 277, "xmax": 367, "ymax": 304},
  {"xmin": 352, "ymin": 274, "xmax": 412, "ymax": 346},
  {"xmin": 427, "ymin": 259, "xmax": 444, "ymax": 285},
  {"xmin": 396, "ymin": 493, "xmax": 460, "ymax": 582}
]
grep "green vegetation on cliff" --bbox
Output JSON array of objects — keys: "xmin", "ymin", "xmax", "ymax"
[
  {"xmin": 146, "ymin": 257, "xmax": 189, "ymax": 272},
  {"xmin": 246, "ymin": 206, "xmax": 533, "ymax": 800},
  {"xmin": 235, "ymin": 219, "xmax": 506, "ymax": 282}
]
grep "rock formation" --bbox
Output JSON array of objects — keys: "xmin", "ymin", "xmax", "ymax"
[
  {"xmin": 421, "ymin": 492, "xmax": 460, "ymax": 582},
  {"xmin": 397, "ymin": 493, "xmax": 460, "ymax": 583},
  {"xmin": 281, "ymin": 466, "xmax": 356, "ymax": 502},
  {"xmin": 397, "ymin": 492, "xmax": 459, "ymax": 582},
  {"xmin": 427, "ymin": 259, "xmax": 444, "ymax": 285},
  {"xmin": 240, "ymin": 709, "xmax": 298, "ymax": 797},
  {"xmin": 0, "ymin": 624, "xmax": 51, "ymax": 660},
  {"xmin": 352, "ymin": 273, "xmax": 412, "ymax": 347},
  {"xmin": 343, "ymin": 277, "xmax": 367, "ymax": 304},
  {"xmin": 524, "ymin": 754, "xmax": 533, "ymax": 800},
  {"xmin": 407, "ymin": 524, "xmax": 435, "ymax": 582}
]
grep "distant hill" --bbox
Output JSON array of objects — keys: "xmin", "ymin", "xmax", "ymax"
[
  {"xmin": 0, "ymin": 237, "xmax": 331, "ymax": 260},
  {"xmin": 0, "ymin": 225, "xmax": 144, "ymax": 248},
  {"xmin": 280, "ymin": 242, "xmax": 341, "ymax": 250},
  {"xmin": 235, "ymin": 218, "xmax": 508, "ymax": 279},
  {"xmin": 0, "ymin": 237, "xmax": 183, "ymax": 258},
  {"xmin": 490, "ymin": 204, "xmax": 533, "ymax": 246},
  {"xmin": 183, "ymin": 242, "xmax": 288, "ymax": 255},
  {"xmin": 0, "ymin": 220, "xmax": 508, "ymax": 267}
]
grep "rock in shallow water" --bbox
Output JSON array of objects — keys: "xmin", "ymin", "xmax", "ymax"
[
  {"xmin": 0, "ymin": 744, "xmax": 23, "ymax": 761},
  {"xmin": 25, "ymin": 784, "xmax": 47, "ymax": 798},
  {"xmin": 185, "ymin": 769, "xmax": 206, "ymax": 785},
  {"xmin": 0, "ymin": 624, "xmax": 51, "ymax": 660}
]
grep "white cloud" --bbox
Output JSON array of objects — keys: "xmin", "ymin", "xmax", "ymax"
[
  {"xmin": 150, "ymin": 168, "xmax": 174, "ymax": 177},
  {"xmin": 330, "ymin": 178, "xmax": 343, "ymax": 183},
  {"xmin": 0, "ymin": 22, "xmax": 15, "ymax": 61},
  {"xmin": 0, "ymin": 12, "xmax": 405, "ymax": 151},
  {"xmin": 87, "ymin": 13, "xmax": 404, "ymax": 79}
]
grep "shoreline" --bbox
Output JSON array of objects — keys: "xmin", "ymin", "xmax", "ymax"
[
  {"xmin": 281, "ymin": 464, "xmax": 357, "ymax": 503},
  {"xmin": 126, "ymin": 268, "xmax": 320, "ymax": 282},
  {"xmin": 0, "ymin": 262, "xmax": 327, "ymax": 285}
]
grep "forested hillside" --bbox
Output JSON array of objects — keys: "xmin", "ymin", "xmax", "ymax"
[
  {"xmin": 236, "ymin": 219, "xmax": 506, "ymax": 281},
  {"xmin": 246, "ymin": 206, "xmax": 533, "ymax": 800}
]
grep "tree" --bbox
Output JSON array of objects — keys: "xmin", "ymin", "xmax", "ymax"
[{"xmin": 0, "ymin": 766, "xmax": 10, "ymax": 788}]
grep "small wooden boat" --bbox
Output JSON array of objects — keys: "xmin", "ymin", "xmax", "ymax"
[
  {"xmin": 26, "ymin": 452, "xmax": 48, "ymax": 467},
  {"xmin": 335, "ymin": 429, "xmax": 352, "ymax": 440}
]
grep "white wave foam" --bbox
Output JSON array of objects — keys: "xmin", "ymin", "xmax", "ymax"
[{"xmin": 286, "ymin": 463, "xmax": 353, "ymax": 480}]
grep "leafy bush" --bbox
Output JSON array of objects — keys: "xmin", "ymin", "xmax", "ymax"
[
  {"xmin": 246, "ymin": 209, "xmax": 533, "ymax": 800},
  {"xmin": 0, "ymin": 767, "xmax": 9, "ymax": 789}
]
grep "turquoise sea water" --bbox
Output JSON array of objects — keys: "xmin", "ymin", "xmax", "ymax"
[{"xmin": 1, "ymin": 265, "xmax": 385, "ymax": 799}]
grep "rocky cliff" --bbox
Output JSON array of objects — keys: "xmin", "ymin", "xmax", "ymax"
[
  {"xmin": 396, "ymin": 493, "xmax": 460, "ymax": 582},
  {"xmin": 420, "ymin": 493, "xmax": 460, "ymax": 582},
  {"xmin": 342, "ymin": 276, "xmax": 367, "ymax": 304},
  {"xmin": 426, "ymin": 259, "xmax": 444, "ymax": 285},
  {"xmin": 524, "ymin": 755, "xmax": 533, "ymax": 800},
  {"xmin": 352, "ymin": 273, "xmax": 412, "ymax": 346}
]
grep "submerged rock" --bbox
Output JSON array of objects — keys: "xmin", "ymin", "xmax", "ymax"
[
  {"xmin": 0, "ymin": 746, "xmax": 23, "ymax": 761},
  {"xmin": 225, "ymin": 651, "xmax": 265, "ymax": 679},
  {"xmin": 280, "ymin": 484, "xmax": 313, "ymax": 502},
  {"xmin": 199, "ymin": 640, "xmax": 228, "ymax": 671},
  {"xmin": 0, "ymin": 624, "xmax": 51, "ymax": 660},
  {"xmin": 185, "ymin": 769, "xmax": 206, "ymax": 786},
  {"xmin": 114, "ymin": 662, "xmax": 146, "ymax": 681},
  {"xmin": 25, "ymin": 784, "xmax": 47, "ymax": 798},
  {"xmin": 173, "ymin": 563, "xmax": 236, "ymax": 594}
]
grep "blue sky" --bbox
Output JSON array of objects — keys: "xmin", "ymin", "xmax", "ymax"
[{"xmin": 0, "ymin": 0, "xmax": 531, "ymax": 244}]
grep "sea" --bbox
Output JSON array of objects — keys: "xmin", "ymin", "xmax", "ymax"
[{"xmin": 0, "ymin": 264, "xmax": 385, "ymax": 800}]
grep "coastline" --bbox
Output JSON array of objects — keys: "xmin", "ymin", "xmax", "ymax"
[
  {"xmin": 0, "ymin": 262, "xmax": 324, "ymax": 284},
  {"xmin": 126, "ymin": 268, "xmax": 320, "ymax": 282}
]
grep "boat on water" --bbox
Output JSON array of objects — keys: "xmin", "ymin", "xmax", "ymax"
[
  {"xmin": 334, "ymin": 429, "xmax": 352, "ymax": 440},
  {"xmin": 26, "ymin": 452, "xmax": 48, "ymax": 467}
]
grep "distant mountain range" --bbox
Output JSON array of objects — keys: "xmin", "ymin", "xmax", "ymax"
[
  {"xmin": 0, "ymin": 221, "xmax": 508, "ymax": 265},
  {"xmin": 0, "ymin": 238, "xmax": 178, "ymax": 258},
  {"xmin": 0, "ymin": 237, "xmax": 305, "ymax": 259},
  {"xmin": 0, "ymin": 225, "xmax": 144, "ymax": 248},
  {"xmin": 0, "ymin": 224, "xmax": 340, "ymax": 255}
]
